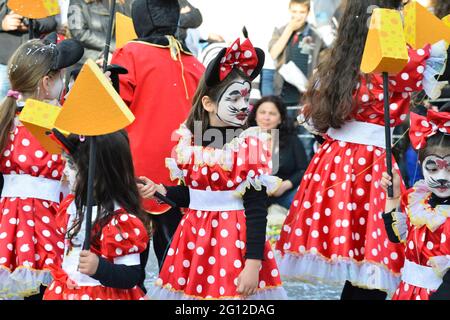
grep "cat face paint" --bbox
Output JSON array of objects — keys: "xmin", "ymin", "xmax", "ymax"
[
  {"xmin": 216, "ymin": 81, "xmax": 251, "ymax": 127},
  {"xmin": 422, "ymin": 154, "xmax": 450, "ymax": 198}
]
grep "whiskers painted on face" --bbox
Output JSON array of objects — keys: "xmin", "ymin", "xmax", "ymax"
[{"xmin": 427, "ymin": 176, "xmax": 450, "ymax": 189}]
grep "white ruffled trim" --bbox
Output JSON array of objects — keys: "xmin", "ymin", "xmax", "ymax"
[
  {"xmin": 148, "ymin": 285, "xmax": 288, "ymax": 300},
  {"xmin": 297, "ymin": 112, "xmax": 321, "ymax": 136},
  {"xmin": 0, "ymin": 267, "xmax": 52, "ymax": 298},
  {"xmin": 278, "ymin": 252, "xmax": 400, "ymax": 296},
  {"xmin": 391, "ymin": 211, "xmax": 408, "ymax": 243},
  {"xmin": 428, "ymin": 255, "xmax": 450, "ymax": 278},
  {"xmin": 173, "ymin": 124, "xmax": 272, "ymax": 171},
  {"xmin": 407, "ymin": 180, "xmax": 450, "ymax": 232},
  {"xmin": 166, "ymin": 158, "xmax": 185, "ymax": 183},
  {"xmin": 423, "ymin": 40, "xmax": 449, "ymax": 100},
  {"xmin": 235, "ymin": 174, "xmax": 282, "ymax": 196}
]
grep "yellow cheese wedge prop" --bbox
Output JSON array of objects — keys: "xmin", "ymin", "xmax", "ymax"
[
  {"xmin": 404, "ymin": 1, "xmax": 450, "ymax": 49},
  {"xmin": 361, "ymin": 8, "xmax": 408, "ymax": 74},
  {"xmin": 7, "ymin": 0, "xmax": 60, "ymax": 19},
  {"xmin": 19, "ymin": 100, "xmax": 68, "ymax": 154},
  {"xmin": 55, "ymin": 59, "xmax": 135, "ymax": 135},
  {"xmin": 115, "ymin": 12, "xmax": 137, "ymax": 49}
]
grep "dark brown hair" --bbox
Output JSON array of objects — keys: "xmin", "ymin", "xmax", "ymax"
[{"xmin": 302, "ymin": 0, "xmax": 403, "ymax": 133}]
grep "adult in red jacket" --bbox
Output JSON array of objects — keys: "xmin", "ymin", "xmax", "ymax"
[{"xmin": 111, "ymin": 0, "xmax": 204, "ymax": 267}]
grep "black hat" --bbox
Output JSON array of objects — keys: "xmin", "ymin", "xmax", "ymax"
[
  {"xmin": 132, "ymin": 0, "xmax": 180, "ymax": 38},
  {"xmin": 43, "ymin": 32, "xmax": 84, "ymax": 71},
  {"xmin": 204, "ymin": 38, "xmax": 265, "ymax": 87}
]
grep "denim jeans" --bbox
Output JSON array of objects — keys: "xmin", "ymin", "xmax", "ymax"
[
  {"xmin": 0, "ymin": 64, "xmax": 10, "ymax": 99},
  {"xmin": 260, "ymin": 68, "xmax": 275, "ymax": 97}
]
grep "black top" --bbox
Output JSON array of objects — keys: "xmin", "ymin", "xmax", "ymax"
[
  {"xmin": 0, "ymin": 1, "xmax": 57, "ymax": 65},
  {"xmin": 165, "ymin": 125, "xmax": 269, "ymax": 260},
  {"xmin": 273, "ymin": 134, "xmax": 308, "ymax": 188},
  {"xmin": 92, "ymin": 245, "xmax": 150, "ymax": 293}
]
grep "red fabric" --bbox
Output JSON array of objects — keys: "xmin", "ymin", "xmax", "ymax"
[
  {"xmin": 352, "ymin": 46, "xmax": 430, "ymax": 127},
  {"xmin": 409, "ymin": 110, "xmax": 450, "ymax": 150},
  {"xmin": 44, "ymin": 201, "xmax": 150, "ymax": 300},
  {"xmin": 219, "ymin": 38, "xmax": 259, "ymax": 81},
  {"xmin": 111, "ymin": 41, "xmax": 204, "ymax": 213},
  {"xmin": 276, "ymin": 46, "xmax": 431, "ymax": 290},
  {"xmin": 0, "ymin": 123, "xmax": 65, "ymax": 296}
]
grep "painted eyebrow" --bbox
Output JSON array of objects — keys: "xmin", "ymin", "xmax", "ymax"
[
  {"xmin": 425, "ymin": 160, "xmax": 437, "ymax": 166},
  {"xmin": 228, "ymin": 90, "xmax": 241, "ymax": 95}
]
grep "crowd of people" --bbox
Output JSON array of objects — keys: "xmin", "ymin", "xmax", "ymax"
[{"xmin": 0, "ymin": 0, "xmax": 449, "ymax": 301}]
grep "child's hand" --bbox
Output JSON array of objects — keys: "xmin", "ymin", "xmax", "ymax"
[
  {"xmin": 236, "ymin": 259, "xmax": 261, "ymax": 297},
  {"xmin": 381, "ymin": 171, "xmax": 401, "ymax": 199},
  {"xmin": 78, "ymin": 250, "xmax": 99, "ymax": 276},
  {"xmin": 137, "ymin": 176, "xmax": 167, "ymax": 199}
]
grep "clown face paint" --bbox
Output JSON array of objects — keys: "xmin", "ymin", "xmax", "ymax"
[
  {"xmin": 422, "ymin": 154, "xmax": 450, "ymax": 198},
  {"xmin": 216, "ymin": 81, "xmax": 251, "ymax": 127}
]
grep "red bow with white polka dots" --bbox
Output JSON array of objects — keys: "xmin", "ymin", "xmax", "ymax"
[
  {"xmin": 219, "ymin": 38, "xmax": 258, "ymax": 81},
  {"xmin": 409, "ymin": 110, "xmax": 450, "ymax": 150}
]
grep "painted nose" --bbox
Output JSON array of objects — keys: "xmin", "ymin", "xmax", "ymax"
[{"xmin": 437, "ymin": 179, "xmax": 448, "ymax": 186}]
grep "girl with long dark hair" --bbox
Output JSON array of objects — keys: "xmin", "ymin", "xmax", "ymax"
[
  {"xmin": 276, "ymin": 0, "xmax": 448, "ymax": 299},
  {"xmin": 43, "ymin": 131, "xmax": 151, "ymax": 300}
]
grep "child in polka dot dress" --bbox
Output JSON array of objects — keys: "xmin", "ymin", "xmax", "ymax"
[
  {"xmin": 382, "ymin": 108, "xmax": 450, "ymax": 300},
  {"xmin": 138, "ymin": 38, "xmax": 288, "ymax": 299},
  {"xmin": 43, "ymin": 131, "xmax": 151, "ymax": 300},
  {"xmin": 0, "ymin": 39, "xmax": 83, "ymax": 299},
  {"xmin": 276, "ymin": 0, "xmax": 449, "ymax": 299}
]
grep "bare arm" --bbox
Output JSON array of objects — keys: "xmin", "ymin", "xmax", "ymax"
[{"xmin": 269, "ymin": 25, "xmax": 293, "ymax": 61}]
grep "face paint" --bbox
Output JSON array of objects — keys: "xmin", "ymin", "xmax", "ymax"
[
  {"xmin": 422, "ymin": 154, "xmax": 450, "ymax": 198},
  {"xmin": 216, "ymin": 81, "xmax": 251, "ymax": 127}
]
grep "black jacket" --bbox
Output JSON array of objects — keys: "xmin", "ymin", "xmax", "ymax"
[
  {"xmin": 67, "ymin": 0, "xmax": 132, "ymax": 65},
  {"xmin": 0, "ymin": 1, "xmax": 57, "ymax": 65}
]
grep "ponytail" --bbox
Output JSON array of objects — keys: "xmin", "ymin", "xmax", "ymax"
[{"xmin": 0, "ymin": 97, "xmax": 17, "ymax": 153}]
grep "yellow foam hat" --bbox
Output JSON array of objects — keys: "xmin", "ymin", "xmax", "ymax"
[
  {"xmin": 19, "ymin": 100, "xmax": 68, "ymax": 154},
  {"xmin": 115, "ymin": 12, "xmax": 138, "ymax": 49},
  {"xmin": 7, "ymin": 0, "xmax": 60, "ymax": 19},
  {"xmin": 361, "ymin": 8, "xmax": 408, "ymax": 74},
  {"xmin": 404, "ymin": 1, "xmax": 450, "ymax": 49},
  {"xmin": 55, "ymin": 59, "xmax": 135, "ymax": 135}
]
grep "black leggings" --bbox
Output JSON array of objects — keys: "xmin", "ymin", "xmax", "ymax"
[
  {"xmin": 340, "ymin": 281, "xmax": 387, "ymax": 300},
  {"xmin": 23, "ymin": 285, "xmax": 46, "ymax": 300}
]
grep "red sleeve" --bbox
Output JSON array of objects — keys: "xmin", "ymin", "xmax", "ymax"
[
  {"xmin": 100, "ymin": 212, "xmax": 149, "ymax": 260},
  {"xmin": 55, "ymin": 194, "xmax": 75, "ymax": 236},
  {"xmin": 388, "ymin": 45, "xmax": 431, "ymax": 93},
  {"xmin": 111, "ymin": 46, "xmax": 137, "ymax": 106}
]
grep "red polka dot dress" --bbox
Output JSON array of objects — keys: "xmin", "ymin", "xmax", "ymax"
[
  {"xmin": 276, "ymin": 45, "xmax": 441, "ymax": 295},
  {"xmin": 390, "ymin": 181, "xmax": 450, "ymax": 300},
  {"xmin": 43, "ymin": 195, "xmax": 150, "ymax": 300},
  {"xmin": 0, "ymin": 119, "xmax": 65, "ymax": 298},
  {"xmin": 150, "ymin": 125, "xmax": 287, "ymax": 299}
]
